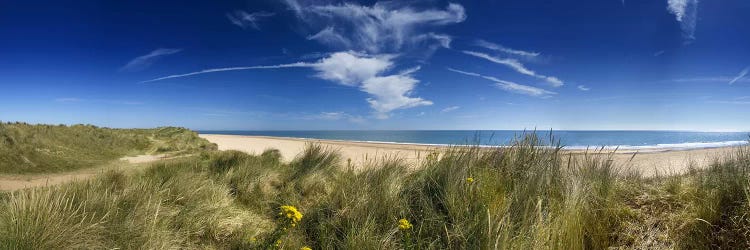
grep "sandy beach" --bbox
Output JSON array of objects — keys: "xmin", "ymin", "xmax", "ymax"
[{"xmin": 200, "ymin": 134, "xmax": 740, "ymax": 176}]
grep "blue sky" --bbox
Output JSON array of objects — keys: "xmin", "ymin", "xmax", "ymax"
[{"xmin": 1, "ymin": 0, "xmax": 749, "ymax": 131}]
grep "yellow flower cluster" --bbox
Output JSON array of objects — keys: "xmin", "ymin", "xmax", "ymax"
[
  {"xmin": 398, "ymin": 218, "xmax": 413, "ymax": 230},
  {"xmin": 301, "ymin": 247, "xmax": 312, "ymax": 250},
  {"xmin": 466, "ymin": 177, "xmax": 474, "ymax": 183},
  {"xmin": 279, "ymin": 205, "xmax": 303, "ymax": 227}
]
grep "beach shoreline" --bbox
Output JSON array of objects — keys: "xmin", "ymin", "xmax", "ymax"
[{"xmin": 200, "ymin": 134, "xmax": 742, "ymax": 176}]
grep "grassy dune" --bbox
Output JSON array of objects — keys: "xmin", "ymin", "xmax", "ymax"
[
  {"xmin": 1, "ymin": 132, "xmax": 749, "ymax": 249},
  {"xmin": 0, "ymin": 122, "xmax": 216, "ymax": 173}
]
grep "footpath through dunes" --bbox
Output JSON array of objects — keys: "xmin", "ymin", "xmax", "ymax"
[
  {"xmin": 0, "ymin": 123, "xmax": 218, "ymax": 191},
  {"xmin": 199, "ymin": 133, "xmax": 738, "ymax": 176},
  {"xmin": 0, "ymin": 154, "xmax": 173, "ymax": 191}
]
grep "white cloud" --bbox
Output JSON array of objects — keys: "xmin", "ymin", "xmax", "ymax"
[
  {"xmin": 475, "ymin": 39, "xmax": 540, "ymax": 58},
  {"xmin": 729, "ymin": 66, "xmax": 750, "ymax": 85},
  {"xmin": 441, "ymin": 106, "xmax": 460, "ymax": 113},
  {"xmin": 311, "ymin": 51, "xmax": 392, "ymax": 86},
  {"xmin": 142, "ymin": 52, "xmax": 431, "ymax": 118},
  {"xmin": 462, "ymin": 51, "xmax": 564, "ymax": 87},
  {"xmin": 312, "ymin": 52, "xmax": 432, "ymax": 118},
  {"xmin": 120, "ymin": 48, "xmax": 182, "ymax": 72},
  {"xmin": 577, "ymin": 85, "xmax": 591, "ymax": 91},
  {"xmin": 447, "ymin": 68, "xmax": 556, "ymax": 97},
  {"xmin": 361, "ymin": 73, "xmax": 433, "ymax": 119},
  {"xmin": 667, "ymin": 0, "xmax": 699, "ymax": 41},
  {"xmin": 285, "ymin": 1, "xmax": 465, "ymax": 54},
  {"xmin": 226, "ymin": 10, "xmax": 275, "ymax": 30}
]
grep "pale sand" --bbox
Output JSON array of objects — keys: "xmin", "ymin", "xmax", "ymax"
[
  {"xmin": 200, "ymin": 134, "xmax": 740, "ymax": 176},
  {"xmin": 0, "ymin": 154, "xmax": 171, "ymax": 191}
]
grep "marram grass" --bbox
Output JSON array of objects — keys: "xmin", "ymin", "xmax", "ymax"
[
  {"xmin": 1, "ymin": 131, "xmax": 749, "ymax": 249},
  {"xmin": 0, "ymin": 122, "xmax": 216, "ymax": 173}
]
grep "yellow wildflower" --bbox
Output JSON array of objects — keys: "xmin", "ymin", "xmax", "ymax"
[
  {"xmin": 275, "ymin": 239, "xmax": 282, "ymax": 247},
  {"xmin": 280, "ymin": 205, "xmax": 303, "ymax": 225},
  {"xmin": 466, "ymin": 177, "xmax": 474, "ymax": 183},
  {"xmin": 301, "ymin": 247, "xmax": 312, "ymax": 250},
  {"xmin": 398, "ymin": 218, "xmax": 413, "ymax": 230}
]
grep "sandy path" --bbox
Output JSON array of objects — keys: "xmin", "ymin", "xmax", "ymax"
[
  {"xmin": 0, "ymin": 154, "xmax": 169, "ymax": 191},
  {"xmin": 200, "ymin": 134, "xmax": 738, "ymax": 176}
]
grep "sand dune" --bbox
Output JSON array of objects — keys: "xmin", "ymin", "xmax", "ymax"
[{"xmin": 200, "ymin": 134, "xmax": 738, "ymax": 176}]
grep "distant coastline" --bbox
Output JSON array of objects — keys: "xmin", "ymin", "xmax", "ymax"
[
  {"xmin": 199, "ymin": 130, "xmax": 750, "ymax": 151},
  {"xmin": 199, "ymin": 134, "xmax": 744, "ymax": 177}
]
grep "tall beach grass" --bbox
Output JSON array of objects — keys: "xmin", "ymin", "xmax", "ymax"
[{"xmin": 0, "ymin": 130, "xmax": 749, "ymax": 249}]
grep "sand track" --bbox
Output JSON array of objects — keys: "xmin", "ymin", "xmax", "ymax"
[{"xmin": 0, "ymin": 154, "xmax": 170, "ymax": 191}]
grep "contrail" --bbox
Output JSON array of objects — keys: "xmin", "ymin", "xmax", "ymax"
[
  {"xmin": 729, "ymin": 66, "xmax": 749, "ymax": 85},
  {"xmin": 139, "ymin": 62, "xmax": 314, "ymax": 83}
]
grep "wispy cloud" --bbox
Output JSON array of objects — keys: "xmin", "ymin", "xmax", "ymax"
[
  {"xmin": 305, "ymin": 112, "xmax": 365, "ymax": 123},
  {"xmin": 462, "ymin": 51, "xmax": 563, "ymax": 87},
  {"xmin": 141, "ymin": 52, "xmax": 432, "ymax": 118},
  {"xmin": 144, "ymin": 2, "xmax": 465, "ymax": 119},
  {"xmin": 139, "ymin": 62, "xmax": 313, "ymax": 83},
  {"xmin": 120, "ymin": 48, "xmax": 182, "ymax": 72},
  {"xmin": 671, "ymin": 77, "xmax": 750, "ymax": 84},
  {"xmin": 729, "ymin": 66, "xmax": 750, "ymax": 85},
  {"xmin": 475, "ymin": 39, "xmax": 540, "ymax": 59},
  {"xmin": 306, "ymin": 26, "xmax": 353, "ymax": 48},
  {"xmin": 447, "ymin": 68, "xmax": 556, "ymax": 97},
  {"xmin": 667, "ymin": 0, "xmax": 699, "ymax": 42},
  {"xmin": 54, "ymin": 98, "xmax": 143, "ymax": 105},
  {"xmin": 284, "ymin": 1, "xmax": 465, "ymax": 54},
  {"xmin": 441, "ymin": 106, "xmax": 460, "ymax": 113},
  {"xmin": 226, "ymin": 10, "xmax": 275, "ymax": 30},
  {"xmin": 577, "ymin": 85, "xmax": 591, "ymax": 91}
]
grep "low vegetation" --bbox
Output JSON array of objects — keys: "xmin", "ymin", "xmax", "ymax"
[
  {"xmin": 0, "ymin": 122, "xmax": 216, "ymax": 173},
  {"xmin": 1, "ymin": 128, "xmax": 749, "ymax": 249}
]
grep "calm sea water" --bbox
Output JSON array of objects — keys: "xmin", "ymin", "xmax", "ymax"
[{"xmin": 198, "ymin": 130, "xmax": 750, "ymax": 150}]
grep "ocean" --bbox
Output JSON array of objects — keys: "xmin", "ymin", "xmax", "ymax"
[{"xmin": 198, "ymin": 130, "xmax": 750, "ymax": 150}]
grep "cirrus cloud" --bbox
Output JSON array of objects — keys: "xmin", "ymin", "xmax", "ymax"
[
  {"xmin": 120, "ymin": 48, "xmax": 182, "ymax": 72},
  {"xmin": 667, "ymin": 0, "xmax": 699, "ymax": 42},
  {"xmin": 447, "ymin": 68, "xmax": 556, "ymax": 97},
  {"xmin": 141, "ymin": 52, "xmax": 432, "ymax": 118},
  {"xmin": 285, "ymin": 0, "xmax": 465, "ymax": 54},
  {"xmin": 462, "ymin": 51, "xmax": 564, "ymax": 87}
]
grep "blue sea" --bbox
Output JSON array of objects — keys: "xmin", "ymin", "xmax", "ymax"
[{"xmin": 198, "ymin": 130, "xmax": 750, "ymax": 150}]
